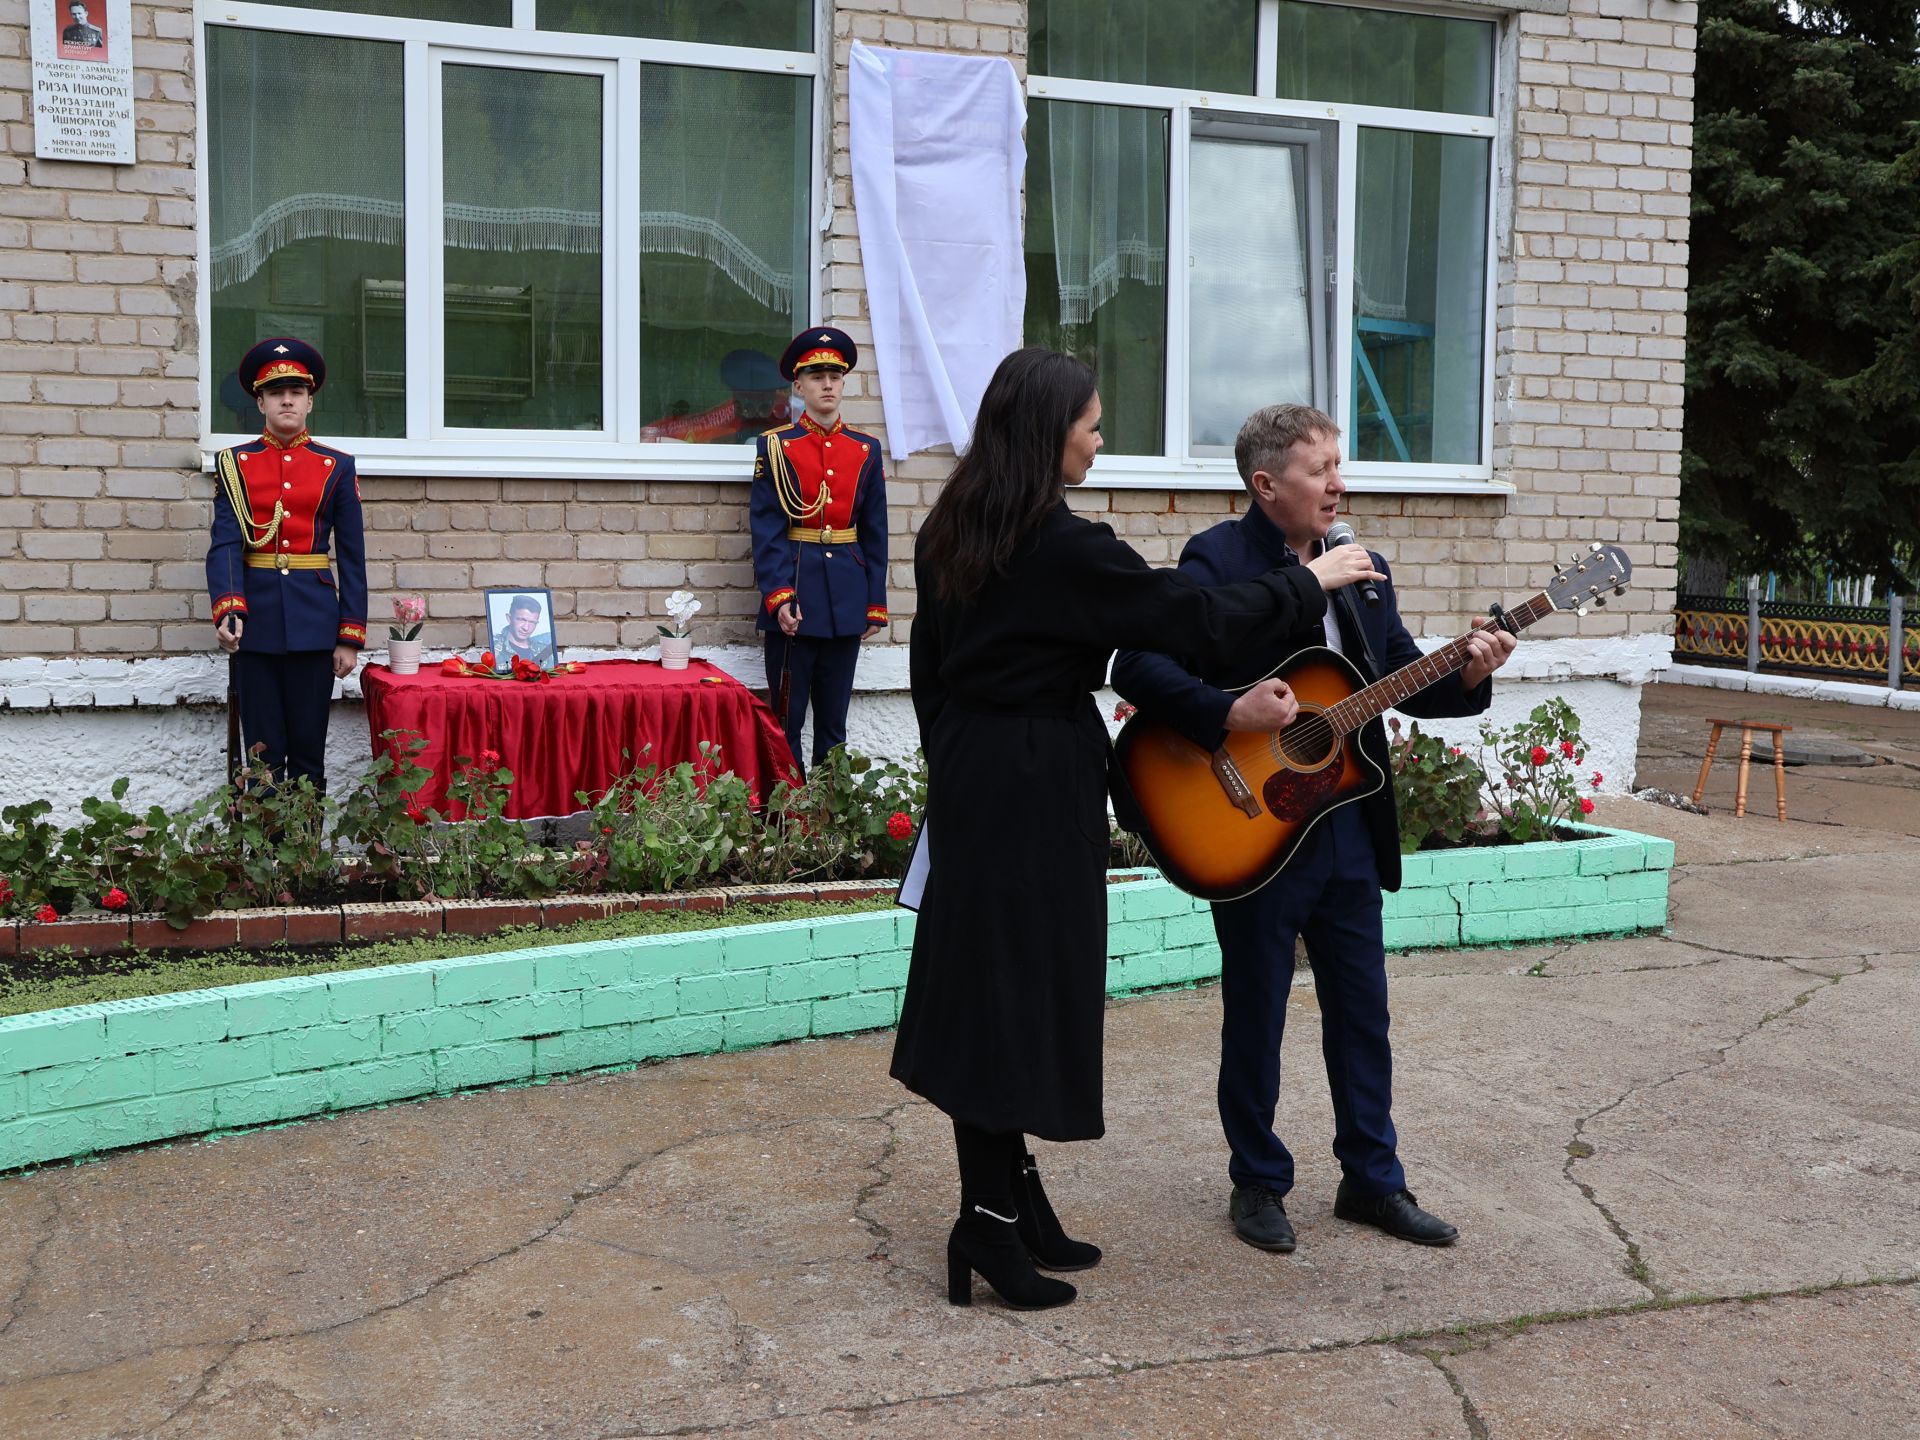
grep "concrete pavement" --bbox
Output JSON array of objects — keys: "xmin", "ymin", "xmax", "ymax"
[{"xmin": 1, "ymin": 692, "xmax": 1916, "ymax": 1438}]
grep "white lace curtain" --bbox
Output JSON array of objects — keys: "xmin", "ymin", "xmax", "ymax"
[
  {"xmin": 209, "ymin": 30, "xmax": 798, "ymax": 310},
  {"xmin": 1046, "ymin": 102, "xmax": 1167, "ymax": 326},
  {"xmin": 1355, "ymin": 131, "xmax": 1415, "ymax": 322}
]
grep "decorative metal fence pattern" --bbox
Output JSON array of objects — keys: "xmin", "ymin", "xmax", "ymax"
[{"xmin": 1675, "ymin": 594, "xmax": 1920, "ymax": 683}]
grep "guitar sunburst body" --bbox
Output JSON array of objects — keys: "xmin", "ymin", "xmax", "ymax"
[
  {"xmin": 1115, "ymin": 649, "xmax": 1382, "ymax": 902},
  {"xmin": 1114, "ymin": 543, "xmax": 1635, "ymax": 903}
]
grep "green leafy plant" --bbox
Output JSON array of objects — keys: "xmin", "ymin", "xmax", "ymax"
[
  {"xmin": 745, "ymin": 747, "xmax": 925, "ymax": 884},
  {"xmin": 194, "ymin": 754, "xmax": 334, "ymax": 911},
  {"xmin": 58, "ymin": 779, "xmax": 232, "ymax": 926},
  {"xmin": 332, "ymin": 731, "xmax": 442, "ymax": 899},
  {"xmin": 424, "ymin": 750, "xmax": 568, "ymax": 900},
  {"xmin": 579, "ymin": 743, "xmax": 749, "ymax": 894},
  {"xmin": 1388, "ymin": 718, "xmax": 1493, "ymax": 854},
  {"xmin": 0, "ymin": 798, "xmax": 68, "ymax": 917},
  {"xmin": 1479, "ymin": 698, "xmax": 1594, "ymax": 844}
]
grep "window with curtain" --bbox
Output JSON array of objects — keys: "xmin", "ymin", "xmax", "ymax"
[
  {"xmin": 442, "ymin": 65, "xmax": 604, "ymax": 432},
  {"xmin": 543, "ymin": 0, "xmax": 810, "ymax": 50},
  {"xmin": 1030, "ymin": 0, "xmax": 1256, "ymax": 94},
  {"xmin": 1023, "ymin": 2, "xmax": 1495, "ymax": 476},
  {"xmin": 1352, "ymin": 130, "xmax": 1489, "ymax": 465},
  {"xmin": 637, "ymin": 65, "xmax": 811, "ymax": 443},
  {"xmin": 203, "ymin": 10, "xmax": 818, "ymax": 458},
  {"xmin": 207, "ymin": 27, "xmax": 406, "ymax": 437},
  {"xmin": 246, "ymin": 0, "xmax": 511, "ymax": 21},
  {"xmin": 1023, "ymin": 99, "xmax": 1168, "ymax": 458}
]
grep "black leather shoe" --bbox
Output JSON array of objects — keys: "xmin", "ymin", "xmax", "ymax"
[
  {"xmin": 1229, "ymin": 1185, "xmax": 1297, "ymax": 1252},
  {"xmin": 1333, "ymin": 1181, "xmax": 1458, "ymax": 1246}
]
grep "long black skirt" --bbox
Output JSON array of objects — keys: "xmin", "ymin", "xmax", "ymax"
[{"xmin": 889, "ymin": 702, "xmax": 1112, "ymax": 1141}]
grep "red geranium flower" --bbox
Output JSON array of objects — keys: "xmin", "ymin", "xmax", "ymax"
[
  {"xmin": 478, "ymin": 749, "xmax": 501, "ymax": 770},
  {"xmin": 405, "ymin": 800, "xmax": 428, "ymax": 824},
  {"xmin": 1591, "ymin": 771, "xmax": 1604, "ymax": 788},
  {"xmin": 1580, "ymin": 796, "xmax": 1596, "ymax": 815},
  {"xmin": 886, "ymin": 811, "xmax": 914, "ymax": 842},
  {"xmin": 1560, "ymin": 739, "xmax": 1576, "ymax": 758},
  {"xmin": 101, "ymin": 887, "xmax": 129, "ymax": 911},
  {"xmin": 1529, "ymin": 745, "xmax": 1549, "ymax": 766},
  {"xmin": 34, "ymin": 903, "xmax": 59, "ymax": 923},
  {"xmin": 0, "ymin": 876, "xmax": 13, "ymax": 906}
]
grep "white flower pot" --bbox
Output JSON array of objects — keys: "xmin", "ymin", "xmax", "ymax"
[
  {"xmin": 387, "ymin": 638, "xmax": 424, "ymax": 675},
  {"xmin": 658, "ymin": 635, "xmax": 693, "ymax": 670}
]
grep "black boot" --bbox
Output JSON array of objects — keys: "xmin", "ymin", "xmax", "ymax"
[
  {"xmin": 1011, "ymin": 1150, "xmax": 1102, "ymax": 1271},
  {"xmin": 947, "ymin": 1202, "xmax": 1077, "ymax": 1310},
  {"xmin": 948, "ymin": 1121, "xmax": 1077, "ymax": 1309}
]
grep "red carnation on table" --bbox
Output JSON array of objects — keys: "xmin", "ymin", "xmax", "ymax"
[
  {"xmin": 1529, "ymin": 745, "xmax": 1549, "ymax": 766},
  {"xmin": 886, "ymin": 811, "xmax": 914, "ymax": 842},
  {"xmin": 100, "ymin": 887, "xmax": 129, "ymax": 911},
  {"xmin": 1580, "ymin": 796, "xmax": 1596, "ymax": 815},
  {"xmin": 34, "ymin": 903, "xmax": 59, "ymax": 923}
]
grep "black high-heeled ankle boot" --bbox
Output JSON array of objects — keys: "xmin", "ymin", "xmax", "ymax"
[
  {"xmin": 1011, "ymin": 1151, "xmax": 1102, "ymax": 1271},
  {"xmin": 946, "ymin": 1202, "xmax": 1077, "ymax": 1310}
]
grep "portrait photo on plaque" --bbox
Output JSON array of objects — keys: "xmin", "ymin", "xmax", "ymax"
[
  {"xmin": 57, "ymin": 0, "xmax": 108, "ymax": 61},
  {"xmin": 484, "ymin": 588, "xmax": 558, "ymax": 668}
]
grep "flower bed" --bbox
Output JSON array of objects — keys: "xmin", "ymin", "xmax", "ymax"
[{"xmin": 0, "ymin": 825, "xmax": 1672, "ymax": 1175}]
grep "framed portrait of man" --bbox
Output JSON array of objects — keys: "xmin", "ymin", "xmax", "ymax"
[
  {"xmin": 57, "ymin": 0, "xmax": 109, "ymax": 61},
  {"xmin": 484, "ymin": 587, "xmax": 558, "ymax": 668}
]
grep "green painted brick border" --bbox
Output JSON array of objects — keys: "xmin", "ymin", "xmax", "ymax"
[{"xmin": 0, "ymin": 827, "xmax": 1670, "ymax": 1176}]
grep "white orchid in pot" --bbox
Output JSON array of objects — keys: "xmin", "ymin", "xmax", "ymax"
[{"xmin": 657, "ymin": 589, "xmax": 701, "ymax": 670}]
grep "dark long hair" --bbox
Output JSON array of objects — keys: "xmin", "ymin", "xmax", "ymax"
[{"xmin": 918, "ymin": 347, "xmax": 1097, "ymax": 606}]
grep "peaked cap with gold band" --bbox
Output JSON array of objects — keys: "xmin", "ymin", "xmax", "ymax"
[
  {"xmin": 240, "ymin": 336, "xmax": 327, "ymax": 396},
  {"xmin": 779, "ymin": 326, "xmax": 858, "ymax": 382}
]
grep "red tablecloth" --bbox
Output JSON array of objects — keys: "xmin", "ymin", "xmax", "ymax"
[{"xmin": 361, "ymin": 658, "xmax": 798, "ymax": 818}]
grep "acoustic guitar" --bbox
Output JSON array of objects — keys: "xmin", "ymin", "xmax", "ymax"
[{"xmin": 1113, "ymin": 543, "xmax": 1634, "ymax": 901}]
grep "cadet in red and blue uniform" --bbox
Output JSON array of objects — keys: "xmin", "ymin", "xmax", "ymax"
[
  {"xmin": 206, "ymin": 338, "xmax": 367, "ymax": 792},
  {"xmin": 750, "ymin": 327, "xmax": 889, "ymax": 775}
]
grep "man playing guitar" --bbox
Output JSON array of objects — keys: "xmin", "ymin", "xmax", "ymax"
[{"xmin": 1113, "ymin": 404, "xmax": 1516, "ymax": 1255}]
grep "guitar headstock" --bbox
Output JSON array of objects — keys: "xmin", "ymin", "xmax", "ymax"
[{"xmin": 1544, "ymin": 542, "xmax": 1633, "ymax": 616}]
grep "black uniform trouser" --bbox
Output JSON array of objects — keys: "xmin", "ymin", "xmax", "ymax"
[
  {"xmin": 233, "ymin": 650, "xmax": 335, "ymax": 792},
  {"xmin": 763, "ymin": 632, "xmax": 860, "ymax": 776}
]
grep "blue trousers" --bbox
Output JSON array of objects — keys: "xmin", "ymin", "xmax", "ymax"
[
  {"xmin": 763, "ymin": 632, "xmax": 860, "ymax": 776},
  {"xmin": 232, "ymin": 650, "xmax": 335, "ymax": 792},
  {"xmin": 1212, "ymin": 803, "xmax": 1405, "ymax": 1198}
]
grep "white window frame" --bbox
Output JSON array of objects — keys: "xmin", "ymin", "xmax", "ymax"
[
  {"xmin": 193, "ymin": 1, "xmax": 826, "ymax": 481},
  {"xmin": 1026, "ymin": 0, "xmax": 1505, "ymax": 496}
]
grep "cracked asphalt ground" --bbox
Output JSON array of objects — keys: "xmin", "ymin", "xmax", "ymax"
[{"xmin": 2, "ymin": 685, "xmax": 1917, "ymax": 1438}]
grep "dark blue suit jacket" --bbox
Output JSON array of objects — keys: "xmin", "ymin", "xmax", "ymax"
[{"xmin": 1112, "ymin": 505, "xmax": 1490, "ymax": 892}]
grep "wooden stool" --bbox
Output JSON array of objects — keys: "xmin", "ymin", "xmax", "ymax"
[{"xmin": 1692, "ymin": 718, "xmax": 1791, "ymax": 821}]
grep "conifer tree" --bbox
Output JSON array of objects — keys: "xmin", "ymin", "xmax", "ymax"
[{"xmin": 1684, "ymin": 0, "xmax": 1920, "ymax": 587}]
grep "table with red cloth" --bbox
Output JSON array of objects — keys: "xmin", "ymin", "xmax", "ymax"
[{"xmin": 361, "ymin": 658, "xmax": 799, "ymax": 818}]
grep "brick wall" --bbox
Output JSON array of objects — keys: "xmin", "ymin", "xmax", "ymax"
[{"xmin": 0, "ymin": 0, "xmax": 1691, "ymax": 681}]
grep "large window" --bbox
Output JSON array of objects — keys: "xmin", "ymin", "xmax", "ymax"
[
  {"xmin": 1027, "ymin": 0, "xmax": 1497, "ymax": 485},
  {"xmin": 201, "ymin": 3, "xmax": 818, "ymax": 473}
]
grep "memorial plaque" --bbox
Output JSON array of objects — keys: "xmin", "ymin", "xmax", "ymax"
[{"xmin": 30, "ymin": 0, "xmax": 135, "ymax": 165}]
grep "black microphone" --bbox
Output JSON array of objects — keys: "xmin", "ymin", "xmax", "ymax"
[{"xmin": 1324, "ymin": 520, "xmax": 1379, "ymax": 607}]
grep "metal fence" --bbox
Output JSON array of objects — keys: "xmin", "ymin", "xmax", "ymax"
[{"xmin": 1674, "ymin": 589, "xmax": 1917, "ymax": 688}]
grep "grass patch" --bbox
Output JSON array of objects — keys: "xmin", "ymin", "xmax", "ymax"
[{"xmin": 1, "ymin": 896, "xmax": 897, "ymax": 1019}]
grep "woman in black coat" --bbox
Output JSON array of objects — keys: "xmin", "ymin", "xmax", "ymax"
[{"xmin": 892, "ymin": 348, "xmax": 1382, "ymax": 1309}]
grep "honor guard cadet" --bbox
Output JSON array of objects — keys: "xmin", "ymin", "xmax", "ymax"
[
  {"xmin": 206, "ymin": 338, "xmax": 368, "ymax": 792},
  {"xmin": 750, "ymin": 326, "xmax": 889, "ymax": 776}
]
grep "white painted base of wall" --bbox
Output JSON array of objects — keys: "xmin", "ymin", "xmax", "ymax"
[
  {"xmin": 0, "ymin": 636, "xmax": 1669, "ymax": 824},
  {"xmin": 1657, "ymin": 662, "xmax": 1919, "ymax": 711}
]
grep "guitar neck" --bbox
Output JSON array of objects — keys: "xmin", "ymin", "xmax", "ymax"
[{"xmin": 1326, "ymin": 590, "xmax": 1553, "ymax": 734}]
